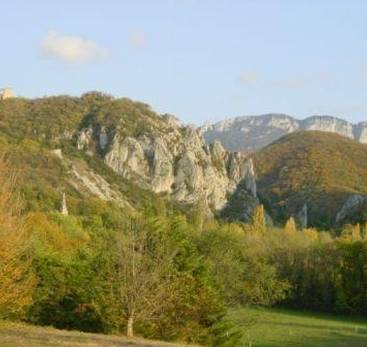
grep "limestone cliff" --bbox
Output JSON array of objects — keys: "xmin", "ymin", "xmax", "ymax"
[{"xmin": 76, "ymin": 117, "xmax": 257, "ymax": 214}]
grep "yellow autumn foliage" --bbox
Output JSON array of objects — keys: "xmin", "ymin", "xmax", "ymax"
[{"xmin": 0, "ymin": 157, "xmax": 35, "ymax": 316}]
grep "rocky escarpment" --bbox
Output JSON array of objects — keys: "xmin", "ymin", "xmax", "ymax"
[
  {"xmin": 76, "ymin": 119, "xmax": 258, "ymax": 215},
  {"xmin": 0, "ymin": 93, "xmax": 259, "ymax": 219},
  {"xmin": 335, "ymin": 195, "xmax": 367, "ymax": 225},
  {"xmin": 201, "ymin": 114, "xmax": 367, "ymax": 152}
]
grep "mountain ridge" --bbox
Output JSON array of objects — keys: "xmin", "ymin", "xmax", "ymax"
[
  {"xmin": 201, "ymin": 113, "xmax": 367, "ymax": 152},
  {"xmin": 2, "ymin": 93, "xmax": 367, "ymax": 228},
  {"xmin": 0, "ymin": 93, "xmax": 257, "ymax": 216}
]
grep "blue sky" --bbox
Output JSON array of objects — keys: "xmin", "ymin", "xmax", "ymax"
[{"xmin": 2, "ymin": 0, "xmax": 367, "ymax": 124}]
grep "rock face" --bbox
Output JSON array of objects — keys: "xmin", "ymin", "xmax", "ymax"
[
  {"xmin": 296, "ymin": 204, "xmax": 308, "ymax": 229},
  {"xmin": 76, "ymin": 119, "xmax": 256, "ymax": 214},
  {"xmin": 201, "ymin": 114, "xmax": 367, "ymax": 152},
  {"xmin": 335, "ymin": 195, "xmax": 367, "ymax": 225},
  {"xmin": 60, "ymin": 193, "xmax": 68, "ymax": 215},
  {"xmin": 242, "ymin": 158, "xmax": 257, "ymax": 198}
]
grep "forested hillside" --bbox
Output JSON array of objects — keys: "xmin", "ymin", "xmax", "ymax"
[
  {"xmin": 254, "ymin": 131, "xmax": 367, "ymax": 228},
  {"xmin": 0, "ymin": 93, "xmax": 254, "ymax": 216}
]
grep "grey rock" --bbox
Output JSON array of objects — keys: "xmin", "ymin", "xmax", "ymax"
[
  {"xmin": 60, "ymin": 192, "xmax": 68, "ymax": 215},
  {"xmin": 335, "ymin": 194, "xmax": 367, "ymax": 224},
  {"xmin": 99, "ymin": 126, "xmax": 109, "ymax": 150},
  {"xmin": 77, "ymin": 127, "xmax": 94, "ymax": 150},
  {"xmin": 78, "ymin": 118, "xmax": 256, "ymax": 215},
  {"xmin": 296, "ymin": 204, "xmax": 308, "ymax": 229},
  {"xmin": 201, "ymin": 114, "xmax": 367, "ymax": 152},
  {"xmin": 104, "ymin": 135, "xmax": 149, "ymax": 179},
  {"xmin": 242, "ymin": 158, "xmax": 256, "ymax": 198}
]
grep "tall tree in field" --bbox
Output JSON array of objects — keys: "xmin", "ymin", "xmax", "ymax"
[
  {"xmin": 0, "ymin": 157, "xmax": 34, "ymax": 316},
  {"xmin": 284, "ymin": 217, "xmax": 297, "ymax": 234},
  {"xmin": 112, "ymin": 216, "xmax": 177, "ymax": 337},
  {"xmin": 250, "ymin": 204, "xmax": 266, "ymax": 235}
]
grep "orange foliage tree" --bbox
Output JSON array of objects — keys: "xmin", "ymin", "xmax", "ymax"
[{"xmin": 0, "ymin": 157, "xmax": 35, "ymax": 317}]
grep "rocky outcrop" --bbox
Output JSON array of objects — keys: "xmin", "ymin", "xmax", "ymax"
[
  {"xmin": 242, "ymin": 158, "xmax": 256, "ymax": 198},
  {"xmin": 77, "ymin": 127, "xmax": 94, "ymax": 151},
  {"xmin": 296, "ymin": 204, "xmax": 308, "ymax": 229},
  {"xmin": 335, "ymin": 195, "xmax": 367, "ymax": 224},
  {"xmin": 353, "ymin": 122, "xmax": 367, "ymax": 143},
  {"xmin": 104, "ymin": 135, "xmax": 150, "ymax": 180},
  {"xmin": 76, "ymin": 118, "xmax": 257, "ymax": 215},
  {"xmin": 201, "ymin": 114, "xmax": 367, "ymax": 152},
  {"xmin": 69, "ymin": 160, "xmax": 132, "ymax": 209},
  {"xmin": 49, "ymin": 145, "xmax": 133, "ymax": 209},
  {"xmin": 60, "ymin": 192, "xmax": 68, "ymax": 215}
]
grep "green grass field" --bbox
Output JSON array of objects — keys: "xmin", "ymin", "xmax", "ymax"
[
  {"xmin": 231, "ymin": 307, "xmax": 367, "ymax": 347},
  {"xmin": 0, "ymin": 309, "xmax": 366, "ymax": 347}
]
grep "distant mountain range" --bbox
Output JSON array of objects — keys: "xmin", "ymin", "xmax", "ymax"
[{"xmin": 201, "ymin": 114, "xmax": 367, "ymax": 152}]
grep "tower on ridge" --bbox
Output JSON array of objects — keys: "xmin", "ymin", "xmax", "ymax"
[{"xmin": 0, "ymin": 88, "xmax": 14, "ymax": 100}]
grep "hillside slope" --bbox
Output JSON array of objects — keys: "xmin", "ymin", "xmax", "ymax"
[
  {"xmin": 231, "ymin": 307, "xmax": 367, "ymax": 347},
  {"xmin": 0, "ymin": 320, "xmax": 195, "ymax": 347},
  {"xmin": 253, "ymin": 131, "xmax": 367, "ymax": 228},
  {"xmin": 0, "ymin": 93, "xmax": 255, "ymax": 214}
]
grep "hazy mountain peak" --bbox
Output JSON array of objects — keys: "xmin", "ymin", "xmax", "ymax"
[{"xmin": 201, "ymin": 114, "xmax": 367, "ymax": 152}]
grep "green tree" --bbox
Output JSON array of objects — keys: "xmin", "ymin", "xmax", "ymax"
[{"xmin": 110, "ymin": 216, "xmax": 178, "ymax": 337}]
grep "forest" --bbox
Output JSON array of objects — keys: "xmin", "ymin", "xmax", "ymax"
[{"xmin": 2, "ymin": 150, "xmax": 367, "ymax": 346}]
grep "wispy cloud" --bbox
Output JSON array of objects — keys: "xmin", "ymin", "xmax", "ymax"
[
  {"xmin": 41, "ymin": 31, "xmax": 109, "ymax": 64},
  {"xmin": 128, "ymin": 29, "xmax": 148, "ymax": 48}
]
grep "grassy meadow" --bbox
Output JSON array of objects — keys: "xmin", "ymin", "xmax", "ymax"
[{"xmin": 231, "ymin": 307, "xmax": 367, "ymax": 347}]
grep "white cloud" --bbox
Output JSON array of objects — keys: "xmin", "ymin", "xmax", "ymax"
[
  {"xmin": 41, "ymin": 31, "xmax": 108, "ymax": 64},
  {"xmin": 129, "ymin": 29, "xmax": 147, "ymax": 48}
]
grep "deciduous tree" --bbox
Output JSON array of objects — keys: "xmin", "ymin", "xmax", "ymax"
[
  {"xmin": 111, "ymin": 216, "xmax": 177, "ymax": 337},
  {"xmin": 0, "ymin": 157, "xmax": 34, "ymax": 316}
]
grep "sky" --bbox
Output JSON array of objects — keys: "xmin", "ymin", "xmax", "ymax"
[{"xmin": 2, "ymin": 0, "xmax": 367, "ymax": 125}]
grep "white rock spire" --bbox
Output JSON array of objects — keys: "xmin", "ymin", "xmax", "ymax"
[{"xmin": 60, "ymin": 192, "xmax": 68, "ymax": 215}]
